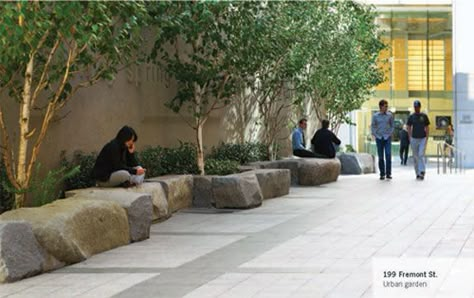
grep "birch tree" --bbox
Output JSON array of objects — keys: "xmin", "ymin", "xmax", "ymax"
[
  {"xmin": 148, "ymin": 1, "xmax": 268, "ymax": 174},
  {"xmin": 0, "ymin": 1, "xmax": 147, "ymax": 208}
]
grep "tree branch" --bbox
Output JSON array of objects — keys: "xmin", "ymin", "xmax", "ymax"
[
  {"xmin": 25, "ymin": 102, "xmax": 55, "ymax": 184},
  {"xmin": 51, "ymin": 40, "xmax": 77, "ymax": 105},
  {"xmin": 32, "ymin": 36, "xmax": 61, "ymax": 106}
]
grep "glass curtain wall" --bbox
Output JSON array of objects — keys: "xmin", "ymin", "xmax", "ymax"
[{"xmin": 359, "ymin": 8, "xmax": 452, "ymax": 157}]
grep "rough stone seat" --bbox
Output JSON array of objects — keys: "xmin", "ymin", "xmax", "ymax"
[
  {"xmin": 146, "ymin": 175, "xmax": 193, "ymax": 214},
  {"xmin": 212, "ymin": 172, "xmax": 264, "ymax": 209},
  {"xmin": 192, "ymin": 169, "xmax": 290, "ymax": 208},
  {"xmin": 0, "ymin": 199, "xmax": 130, "ymax": 278},
  {"xmin": 66, "ymin": 189, "xmax": 153, "ymax": 242},
  {"xmin": 66, "ymin": 182, "xmax": 169, "ymax": 223},
  {"xmin": 337, "ymin": 152, "xmax": 375, "ymax": 175},
  {"xmin": 248, "ymin": 158, "xmax": 340, "ymax": 186},
  {"xmin": 0, "ymin": 221, "xmax": 50, "ymax": 283},
  {"xmin": 252, "ymin": 169, "xmax": 291, "ymax": 199}
]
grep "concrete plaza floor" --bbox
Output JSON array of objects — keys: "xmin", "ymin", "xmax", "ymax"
[{"xmin": 1, "ymin": 161, "xmax": 474, "ymax": 298}]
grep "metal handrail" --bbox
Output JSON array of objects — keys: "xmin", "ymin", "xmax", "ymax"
[{"xmin": 437, "ymin": 142, "xmax": 465, "ymax": 174}]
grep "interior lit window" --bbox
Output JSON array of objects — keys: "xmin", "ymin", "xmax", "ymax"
[{"xmin": 408, "ymin": 39, "xmax": 445, "ymax": 91}]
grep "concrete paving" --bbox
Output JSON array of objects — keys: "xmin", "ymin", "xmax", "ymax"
[{"xmin": 1, "ymin": 161, "xmax": 473, "ymax": 298}]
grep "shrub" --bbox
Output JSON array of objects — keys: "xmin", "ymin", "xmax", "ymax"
[
  {"xmin": 207, "ymin": 142, "xmax": 268, "ymax": 164},
  {"xmin": 160, "ymin": 142, "xmax": 200, "ymax": 175},
  {"xmin": 138, "ymin": 142, "xmax": 199, "ymax": 176},
  {"xmin": 0, "ymin": 162, "xmax": 14, "ymax": 213},
  {"xmin": 1, "ymin": 163, "xmax": 80, "ymax": 208},
  {"xmin": 138, "ymin": 145, "xmax": 165, "ymax": 178},
  {"xmin": 28, "ymin": 164, "xmax": 80, "ymax": 207},
  {"xmin": 61, "ymin": 151, "xmax": 97, "ymax": 190},
  {"xmin": 204, "ymin": 159, "xmax": 240, "ymax": 176}
]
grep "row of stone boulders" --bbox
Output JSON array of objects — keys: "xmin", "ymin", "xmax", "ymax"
[
  {"xmin": 0, "ymin": 169, "xmax": 293, "ymax": 283},
  {"xmin": 0, "ymin": 175, "xmax": 194, "ymax": 283},
  {"xmin": 0, "ymin": 153, "xmax": 374, "ymax": 283},
  {"xmin": 2, "ymin": 155, "xmax": 361, "ymax": 283}
]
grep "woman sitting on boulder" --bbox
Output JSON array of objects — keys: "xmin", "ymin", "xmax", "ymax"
[{"xmin": 92, "ymin": 125, "xmax": 146, "ymax": 187}]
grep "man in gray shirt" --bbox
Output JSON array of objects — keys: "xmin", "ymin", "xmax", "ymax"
[{"xmin": 371, "ymin": 99, "xmax": 394, "ymax": 180}]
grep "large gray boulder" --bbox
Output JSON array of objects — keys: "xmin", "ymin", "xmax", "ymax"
[
  {"xmin": 0, "ymin": 221, "xmax": 45, "ymax": 283},
  {"xmin": 212, "ymin": 173, "xmax": 263, "ymax": 209},
  {"xmin": 338, "ymin": 152, "xmax": 375, "ymax": 175},
  {"xmin": 192, "ymin": 175, "xmax": 217, "ymax": 208},
  {"xmin": 148, "ymin": 175, "xmax": 193, "ymax": 214},
  {"xmin": 66, "ymin": 189, "xmax": 153, "ymax": 242},
  {"xmin": 0, "ymin": 199, "xmax": 129, "ymax": 264},
  {"xmin": 133, "ymin": 182, "xmax": 169, "ymax": 222},
  {"xmin": 298, "ymin": 158, "xmax": 340, "ymax": 185},
  {"xmin": 252, "ymin": 169, "xmax": 290, "ymax": 199}
]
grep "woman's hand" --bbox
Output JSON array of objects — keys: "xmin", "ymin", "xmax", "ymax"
[{"xmin": 136, "ymin": 166, "xmax": 146, "ymax": 175}]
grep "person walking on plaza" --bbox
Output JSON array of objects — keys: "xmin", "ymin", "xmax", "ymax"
[
  {"xmin": 93, "ymin": 125, "xmax": 146, "ymax": 187},
  {"xmin": 292, "ymin": 118, "xmax": 317, "ymax": 157},
  {"xmin": 407, "ymin": 100, "xmax": 430, "ymax": 180},
  {"xmin": 399, "ymin": 124, "xmax": 410, "ymax": 165},
  {"xmin": 444, "ymin": 123, "xmax": 454, "ymax": 162},
  {"xmin": 371, "ymin": 99, "xmax": 394, "ymax": 180},
  {"xmin": 310, "ymin": 119, "xmax": 341, "ymax": 158}
]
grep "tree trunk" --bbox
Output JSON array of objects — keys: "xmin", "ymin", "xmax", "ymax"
[
  {"xmin": 15, "ymin": 55, "xmax": 35, "ymax": 208},
  {"xmin": 196, "ymin": 123, "xmax": 205, "ymax": 175}
]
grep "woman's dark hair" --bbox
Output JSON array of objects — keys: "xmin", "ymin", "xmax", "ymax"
[{"xmin": 115, "ymin": 125, "xmax": 137, "ymax": 144}]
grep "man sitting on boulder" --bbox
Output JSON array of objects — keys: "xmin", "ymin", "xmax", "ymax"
[
  {"xmin": 292, "ymin": 118, "xmax": 317, "ymax": 157},
  {"xmin": 310, "ymin": 119, "xmax": 341, "ymax": 158}
]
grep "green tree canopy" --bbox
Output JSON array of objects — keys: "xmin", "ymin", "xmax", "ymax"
[
  {"xmin": 148, "ymin": 1, "xmax": 270, "ymax": 174},
  {"xmin": 295, "ymin": 1, "xmax": 386, "ymax": 132},
  {"xmin": 0, "ymin": 1, "xmax": 147, "ymax": 208}
]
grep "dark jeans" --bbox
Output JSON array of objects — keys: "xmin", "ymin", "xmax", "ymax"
[
  {"xmin": 293, "ymin": 149, "xmax": 317, "ymax": 158},
  {"xmin": 376, "ymin": 138, "xmax": 392, "ymax": 177},
  {"xmin": 399, "ymin": 144, "xmax": 409, "ymax": 165}
]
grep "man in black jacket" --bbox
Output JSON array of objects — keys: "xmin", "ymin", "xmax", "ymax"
[
  {"xmin": 93, "ymin": 125, "xmax": 146, "ymax": 187},
  {"xmin": 311, "ymin": 119, "xmax": 341, "ymax": 158}
]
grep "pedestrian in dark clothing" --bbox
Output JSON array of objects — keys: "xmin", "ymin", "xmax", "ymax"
[
  {"xmin": 399, "ymin": 124, "xmax": 410, "ymax": 165},
  {"xmin": 93, "ymin": 125, "xmax": 146, "ymax": 187},
  {"xmin": 310, "ymin": 119, "xmax": 341, "ymax": 158},
  {"xmin": 407, "ymin": 100, "xmax": 430, "ymax": 180}
]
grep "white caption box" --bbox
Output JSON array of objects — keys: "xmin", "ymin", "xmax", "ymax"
[{"xmin": 372, "ymin": 258, "xmax": 474, "ymax": 297}]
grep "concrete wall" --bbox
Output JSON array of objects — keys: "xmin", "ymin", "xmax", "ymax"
[
  {"xmin": 1, "ymin": 60, "xmax": 302, "ymax": 174},
  {"xmin": 453, "ymin": 0, "xmax": 474, "ymax": 167}
]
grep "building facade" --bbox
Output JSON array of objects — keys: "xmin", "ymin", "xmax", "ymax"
[{"xmin": 352, "ymin": 0, "xmax": 474, "ymax": 167}]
